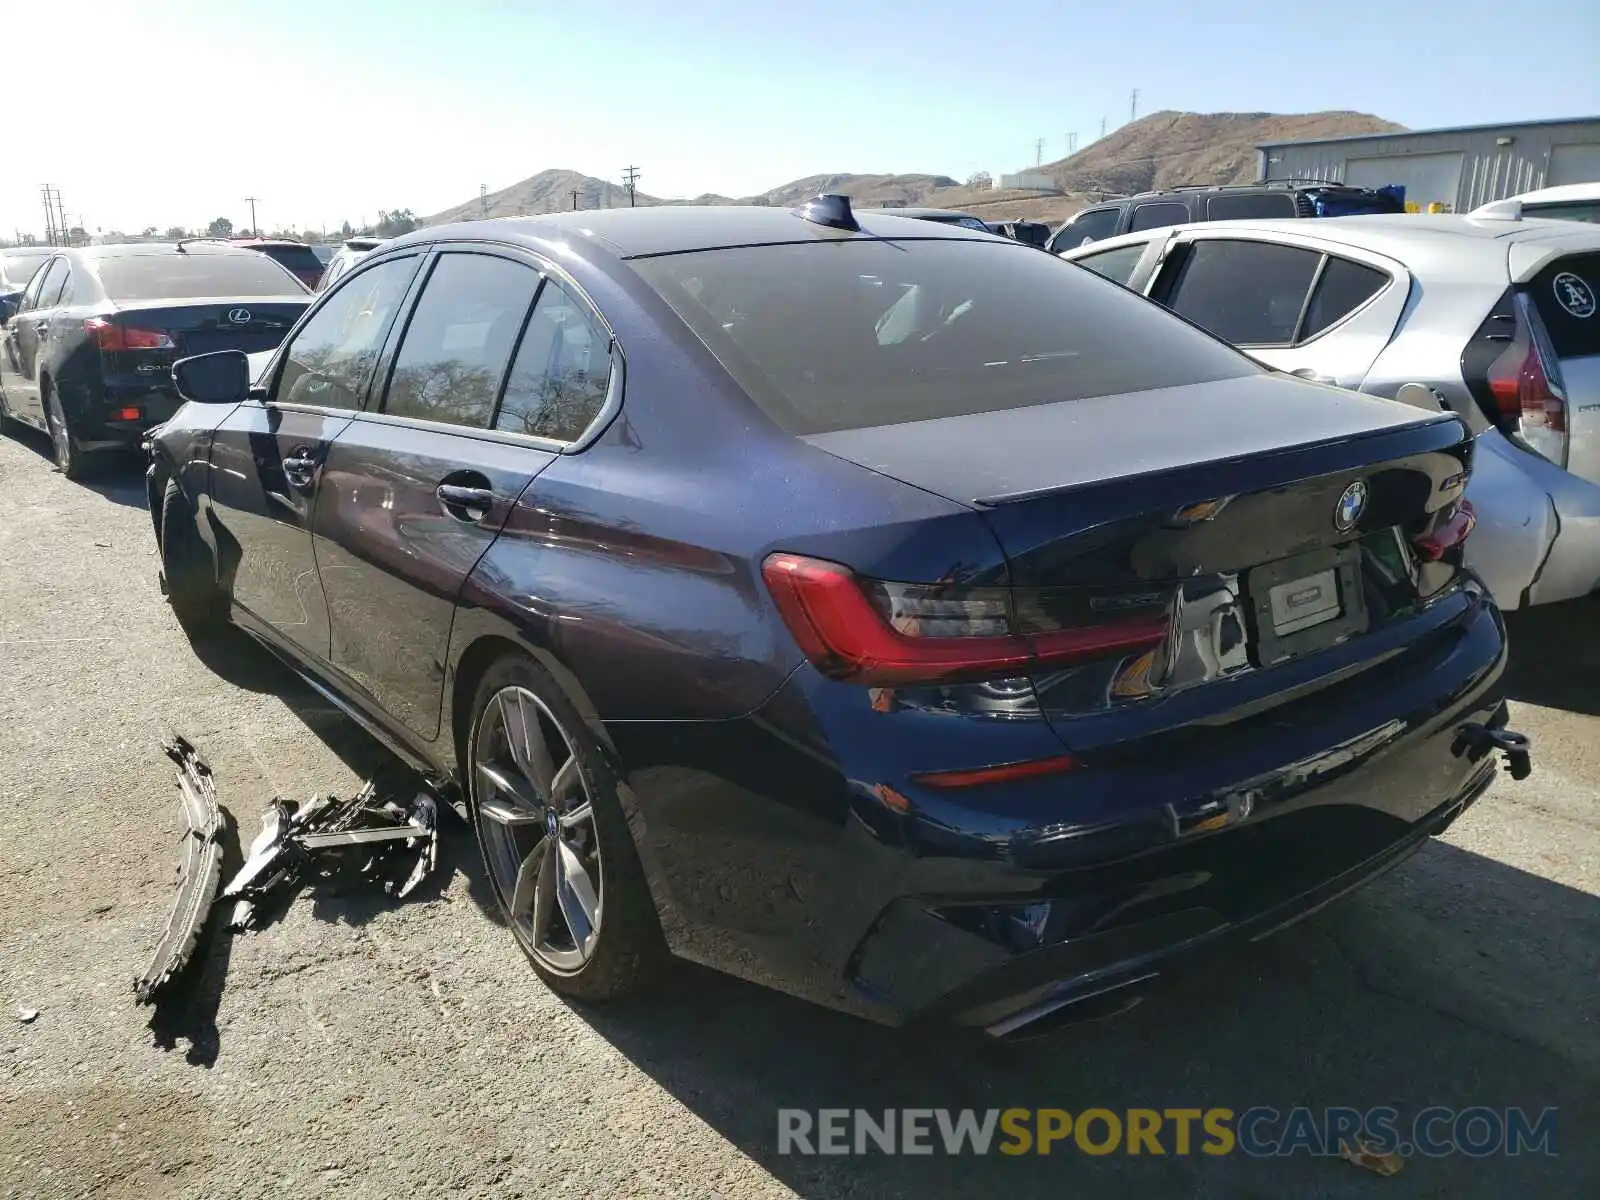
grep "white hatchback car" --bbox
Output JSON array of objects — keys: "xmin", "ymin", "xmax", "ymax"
[{"xmin": 1063, "ymin": 214, "xmax": 1600, "ymax": 608}]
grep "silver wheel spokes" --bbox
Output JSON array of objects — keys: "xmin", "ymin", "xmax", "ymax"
[{"xmin": 475, "ymin": 687, "xmax": 602, "ymax": 971}]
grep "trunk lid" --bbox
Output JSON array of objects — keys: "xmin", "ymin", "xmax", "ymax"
[
  {"xmin": 805, "ymin": 373, "xmax": 1475, "ymax": 724},
  {"xmin": 96, "ymin": 298, "xmax": 308, "ymax": 392}
]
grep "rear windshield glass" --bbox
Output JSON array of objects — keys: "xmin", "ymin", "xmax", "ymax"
[
  {"xmin": 1206, "ymin": 192, "xmax": 1298, "ymax": 221},
  {"xmin": 258, "ymin": 246, "xmax": 325, "ymax": 276},
  {"xmin": 630, "ymin": 238, "xmax": 1257, "ymax": 435},
  {"xmin": 94, "ymin": 252, "xmax": 303, "ymax": 301},
  {"xmin": 1530, "ymin": 253, "xmax": 1600, "ymax": 358},
  {"xmin": 0, "ymin": 250, "xmax": 51, "ymax": 290},
  {"xmin": 1524, "ymin": 202, "xmax": 1600, "ymax": 225}
]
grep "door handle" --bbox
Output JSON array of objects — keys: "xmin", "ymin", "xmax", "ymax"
[
  {"xmin": 435, "ymin": 484, "xmax": 495, "ymax": 521},
  {"xmin": 282, "ymin": 447, "xmax": 320, "ymax": 486}
]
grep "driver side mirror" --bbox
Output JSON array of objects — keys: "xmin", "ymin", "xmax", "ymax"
[{"xmin": 173, "ymin": 349, "xmax": 250, "ymax": 405}]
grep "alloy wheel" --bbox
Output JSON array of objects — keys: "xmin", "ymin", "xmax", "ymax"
[
  {"xmin": 45, "ymin": 392, "xmax": 72, "ymax": 471},
  {"xmin": 473, "ymin": 686, "xmax": 603, "ymax": 972}
]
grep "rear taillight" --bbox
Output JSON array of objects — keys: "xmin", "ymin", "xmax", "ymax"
[
  {"xmin": 1479, "ymin": 294, "xmax": 1569, "ymax": 467},
  {"xmin": 85, "ymin": 317, "xmax": 175, "ymax": 352},
  {"xmin": 761, "ymin": 553, "xmax": 1171, "ymax": 687}
]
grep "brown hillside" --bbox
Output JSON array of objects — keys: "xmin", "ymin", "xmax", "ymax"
[
  {"xmin": 426, "ymin": 170, "xmax": 664, "ymax": 223},
  {"xmin": 754, "ymin": 173, "xmax": 960, "ymax": 208},
  {"xmin": 1043, "ymin": 109, "xmax": 1405, "ymax": 197}
]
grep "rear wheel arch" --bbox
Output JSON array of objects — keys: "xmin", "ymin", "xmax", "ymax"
[{"xmin": 448, "ymin": 634, "xmax": 617, "ymax": 787}]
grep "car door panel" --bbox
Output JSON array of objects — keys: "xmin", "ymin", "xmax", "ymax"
[
  {"xmin": 315, "ymin": 420, "xmax": 556, "ymax": 738},
  {"xmin": 8, "ymin": 258, "xmax": 64, "ymax": 422},
  {"xmin": 204, "ymin": 252, "xmax": 424, "ymax": 663},
  {"xmin": 209, "ymin": 403, "xmax": 358, "ymax": 656}
]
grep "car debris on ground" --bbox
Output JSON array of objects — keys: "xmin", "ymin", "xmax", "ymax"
[
  {"xmin": 220, "ymin": 780, "xmax": 438, "ymax": 931},
  {"xmin": 134, "ymin": 736, "xmax": 439, "ymax": 1007},
  {"xmin": 133, "ymin": 736, "xmax": 225, "ymax": 1004}
]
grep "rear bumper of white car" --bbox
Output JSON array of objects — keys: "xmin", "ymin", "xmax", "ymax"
[{"xmin": 1466, "ymin": 432, "xmax": 1600, "ymax": 608}]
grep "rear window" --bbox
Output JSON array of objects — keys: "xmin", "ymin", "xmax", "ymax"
[
  {"xmin": 1524, "ymin": 202, "xmax": 1600, "ymax": 225},
  {"xmin": 94, "ymin": 252, "xmax": 304, "ymax": 301},
  {"xmin": 1529, "ymin": 253, "xmax": 1600, "ymax": 358},
  {"xmin": 630, "ymin": 238, "xmax": 1257, "ymax": 435},
  {"xmin": 1205, "ymin": 192, "xmax": 1298, "ymax": 221},
  {"xmin": 1129, "ymin": 201, "xmax": 1190, "ymax": 232},
  {"xmin": 256, "ymin": 245, "xmax": 325, "ymax": 278}
]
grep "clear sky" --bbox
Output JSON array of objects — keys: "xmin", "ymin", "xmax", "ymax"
[{"xmin": 4, "ymin": 0, "xmax": 1596, "ymax": 238}]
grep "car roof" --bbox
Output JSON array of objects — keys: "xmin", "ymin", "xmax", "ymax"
[
  {"xmin": 856, "ymin": 207, "xmax": 984, "ymax": 220},
  {"xmin": 64, "ymin": 241, "xmax": 269, "ymax": 260},
  {"xmin": 388, "ymin": 205, "xmax": 1001, "ymax": 259}
]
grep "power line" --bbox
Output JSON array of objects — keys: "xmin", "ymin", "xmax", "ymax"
[
  {"xmin": 569, "ymin": 189, "xmax": 582, "ymax": 211},
  {"xmin": 622, "ymin": 165, "xmax": 640, "ymax": 207}
]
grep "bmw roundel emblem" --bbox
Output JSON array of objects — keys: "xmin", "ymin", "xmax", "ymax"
[{"xmin": 1334, "ymin": 480, "xmax": 1368, "ymax": 531}]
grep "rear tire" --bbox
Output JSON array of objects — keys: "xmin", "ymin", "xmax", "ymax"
[
  {"xmin": 44, "ymin": 383, "xmax": 96, "ymax": 481},
  {"xmin": 0, "ymin": 390, "xmax": 19, "ymax": 438},
  {"xmin": 160, "ymin": 479, "xmax": 226, "ymax": 633},
  {"xmin": 467, "ymin": 653, "xmax": 667, "ymax": 1002}
]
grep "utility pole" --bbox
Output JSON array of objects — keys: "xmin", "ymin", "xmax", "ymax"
[
  {"xmin": 1101, "ymin": 116, "xmax": 1107, "ymax": 139},
  {"xmin": 480, "ymin": 184, "xmax": 488, "ymax": 219},
  {"xmin": 243, "ymin": 196, "xmax": 260, "ymax": 236},
  {"xmin": 1066, "ymin": 132, "xmax": 1078, "ymax": 156},
  {"xmin": 622, "ymin": 165, "xmax": 640, "ymax": 207},
  {"xmin": 1034, "ymin": 137, "xmax": 1045, "ymax": 167},
  {"xmin": 1130, "ymin": 89, "xmax": 1139, "ymax": 124},
  {"xmin": 569, "ymin": 188, "xmax": 581, "ymax": 211}
]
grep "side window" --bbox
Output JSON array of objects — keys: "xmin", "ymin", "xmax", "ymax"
[
  {"xmin": 1053, "ymin": 208, "xmax": 1120, "ymax": 250},
  {"xmin": 1129, "ymin": 202, "xmax": 1191, "ymax": 233},
  {"xmin": 1300, "ymin": 257, "xmax": 1389, "ymax": 339},
  {"xmin": 29, "ymin": 259, "xmax": 66, "ymax": 310},
  {"xmin": 1164, "ymin": 240, "xmax": 1322, "ymax": 345},
  {"xmin": 275, "ymin": 256, "xmax": 418, "ymax": 410},
  {"xmin": 495, "ymin": 277, "xmax": 614, "ymax": 443},
  {"xmin": 1205, "ymin": 193, "xmax": 1298, "ymax": 221},
  {"xmin": 1073, "ymin": 242, "xmax": 1149, "ymax": 286},
  {"xmin": 54, "ymin": 267, "xmax": 74, "ymax": 307},
  {"xmin": 382, "ymin": 253, "xmax": 540, "ymax": 429}
]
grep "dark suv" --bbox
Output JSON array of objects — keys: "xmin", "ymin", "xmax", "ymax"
[{"xmin": 1045, "ymin": 181, "xmax": 1407, "ymax": 252}]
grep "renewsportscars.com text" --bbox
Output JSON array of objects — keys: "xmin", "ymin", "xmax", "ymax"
[{"xmin": 777, "ymin": 1106, "xmax": 1558, "ymax": 1158}]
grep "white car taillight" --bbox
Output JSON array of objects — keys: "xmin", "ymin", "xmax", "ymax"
[{"xmin": 1486, "ymin": 293, "xmax": 1569, "ymax": 468}]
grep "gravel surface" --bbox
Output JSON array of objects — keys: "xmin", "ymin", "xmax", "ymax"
[{"xmin": 0, "ymin": 430, "xmax": 1595, "ymax": 1199}]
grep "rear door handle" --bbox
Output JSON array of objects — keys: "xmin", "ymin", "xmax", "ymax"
[
  {"xmin": 282, "ymin": 447, "xmax": 320, "ymax": 486},
  {"xmin": 435, "ymin": 484, "xmax": 495, "ymax": 521}
]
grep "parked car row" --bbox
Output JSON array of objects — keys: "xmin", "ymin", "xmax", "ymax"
[{"xmin": 138, "ymin": 195, "xmax": 1526, "ymax": 1036}]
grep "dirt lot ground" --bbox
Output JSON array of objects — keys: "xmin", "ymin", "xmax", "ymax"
[{"xmin": 1, "ymin": 430, "xmax": 1596, "ymax": 1199}]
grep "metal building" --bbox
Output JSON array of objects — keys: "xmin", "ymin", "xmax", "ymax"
[{"xmin": 1258, "ymin": 117, "xmax": 1600, "ymax": 212}]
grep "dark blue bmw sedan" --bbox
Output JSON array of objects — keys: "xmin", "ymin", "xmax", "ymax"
[{"xmin": 148, "ymin": 197, "xmax": 1522, "ymax": 1037}]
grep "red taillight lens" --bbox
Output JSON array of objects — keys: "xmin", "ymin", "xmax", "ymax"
[
  {"xmin": 1486, "ymin": 294, "xmax": 1568, "ymax": 466},
  {"xmin": 85, "ymin": 317, "xmax": 174, "ymax": 352},
  {"xmin": 761, "ymin": 553, "xmax": 1170, "ymax": 687},
  {"xmin": 1414, "ymin": 499, "xmax": 1476, "ymax": 562}
]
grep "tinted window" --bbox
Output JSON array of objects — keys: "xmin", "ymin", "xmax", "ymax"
[
  {"xmin": 0, "ymin": 250, "xmax": 51, "ymax": 291},
  {"xmin": 257, "ymin": 245, "xmax": 325, "ymax": 280},
  {"xmin": 276, "ymin": 257, "xmax": 417, "ymax": 410},
  {"xmin": 1524, "ymin": 201, "xmax": 1600, "ymax": 224},
  {"xmin": 1529, "ymin": 252, "xmax": 1600, "ymax": 358},
  {"xmin": 1073, "ymin": 243, "xmax": 1148, "ymax": 286},
  {"xmin": 383, "ymin": 254, "xmax": 539, "ymax": 428},
  {"xmin": 95, "ymin": 252, "xmax": 305, "ymax": 301},
  {"xmin": 1053, "ymin": 208, "xmax": 1120, "ymax": 249},
  {"xmin": 1165, "ymin": 240, "xmax": 1321, "ymax": 345},
  {"xmin": 1129, "ymin": 202, "xmax": 1191, "ymax": 233},
  {"xmin": 1205, "ymin": 192, "xmax": 1298, "ymax": 221},
  {"xmin": 631, "ymin": 238, "xmax": 1256, "ymax": 436},
  {"xmin": 31, "ymin": 259, "xmax": 68, "ymax": 310},
  {"xmin": 1301, "ymin": 256, "xmax": 1389, "ymax": 339},
  {"xmin": 496, "ymin": 278, "xmax": 614, "ymax": 442}
]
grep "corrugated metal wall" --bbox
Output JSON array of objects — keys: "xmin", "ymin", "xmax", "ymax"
[{"xmin": 1261, "ymin": 120, "xmax": 1600, "ymax": 210}]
